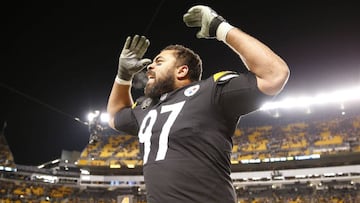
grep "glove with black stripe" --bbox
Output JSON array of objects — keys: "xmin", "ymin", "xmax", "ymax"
[{"xmin": 183, "ymin": 5, "xmax": 234, "ymax": 42}]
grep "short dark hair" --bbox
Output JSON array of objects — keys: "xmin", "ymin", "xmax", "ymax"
[{"xmin": 162, "ymin": 44, "xmax": 202, "ymax": 81}]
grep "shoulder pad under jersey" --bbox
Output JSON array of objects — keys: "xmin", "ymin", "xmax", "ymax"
[{"xmin": 213, "ymin": 71, "xmax": 239, "ymax": 83}]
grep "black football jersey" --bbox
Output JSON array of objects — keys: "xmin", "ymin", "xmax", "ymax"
[{"xmin": 114, "ymin": 71, "xmax": 270, "ymax": 203}]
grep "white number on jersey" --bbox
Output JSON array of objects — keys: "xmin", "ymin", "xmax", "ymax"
[{"xmin": 138, "ymin": 101, "xmax": 186, "ymax": 164}]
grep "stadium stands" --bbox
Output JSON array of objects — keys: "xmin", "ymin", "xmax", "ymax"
[{"xmin": 1, "ymin": 100, "xmax": 360, "ymax": 202}]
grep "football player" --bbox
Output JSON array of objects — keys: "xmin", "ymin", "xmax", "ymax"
[{"xmin": 107, "ymin": 5, "xmax": 290, "ymax": 203}]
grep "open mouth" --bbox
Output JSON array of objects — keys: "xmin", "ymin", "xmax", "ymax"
[{"xmin": 146, "ymin": 71, "xmax": 155, "ymax": 81}]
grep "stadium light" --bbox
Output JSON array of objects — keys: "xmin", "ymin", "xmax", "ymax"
[
  {"xmin": 260, "ymin": 85, "xmax": 360, "ymax": 111},
  {"xmin": 87, "ymin": 110, "xmax": 100, "ymax": 122},
  {"xmin": 87, "ymin": 110, "xmax": 109, "ymax": 124},
  {"xmin": 100, "ymin": 113, "xmax": 109, "ymax": 123},
  {"xmin": 86, "ymin": 110, "xmax": 110, "ymax": 144}
]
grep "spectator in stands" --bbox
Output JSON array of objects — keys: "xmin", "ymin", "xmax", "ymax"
[{"xmin": 106, "ymin": 4, "xmax": 289, "ymax": 203}]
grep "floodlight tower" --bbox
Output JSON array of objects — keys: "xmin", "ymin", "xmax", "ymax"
[
  {"xmin": 87, "ymin": 110, "xmax": 102, "ymax": 144},
  {"xmin": 87, "ymin": 110, "xmax": 110, "ymax": 144}
]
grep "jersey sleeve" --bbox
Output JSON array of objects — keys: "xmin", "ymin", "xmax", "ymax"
[
  {"xmin": 213, "ymin": 71, "xmax": 272, "ymax": 119},
  {"xmin": 114, "ymin": 106, "xmax": 139, "ymax": 136}
]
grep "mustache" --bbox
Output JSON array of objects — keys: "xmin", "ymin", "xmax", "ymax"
[{"xmin": 146, "ymin": 70, "xmax": 156, "ymax": 78}]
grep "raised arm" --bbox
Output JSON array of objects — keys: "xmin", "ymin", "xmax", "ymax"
[
  {"xmin": 107, "ymin": 35, "xmax": 151, "ymax": 129},
  {"xmin": 183, "ymin": 5, "xmax": 290, "ymax": 96},
  {"xmin": 107, "ymin": 83, "xmax": 133, "ymax": 129},
  {"xmin": 224, "ymin": 27, "xmax": 289, "ymax": 95}
]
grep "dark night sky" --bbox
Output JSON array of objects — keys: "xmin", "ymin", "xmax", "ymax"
[{"xmin": 1, "ymin": 0, "xmax": 359, "ymax": 166}]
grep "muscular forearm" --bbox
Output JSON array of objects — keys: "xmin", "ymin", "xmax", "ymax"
[
  {"xmin": 225, "ymin": 28, "xmax": 290, "ymax": 96},
  {"xmin": 107, "ymin": 82, "xmax": 133, "ymax": 128}
]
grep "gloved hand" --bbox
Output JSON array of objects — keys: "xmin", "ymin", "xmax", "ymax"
[
  {"xmin": 117, "ymin": 35, "xmax": 152, "ymax": 84},
  {"xmin": 183, "ymin": 5, "xmax": 234, "ymax": 42}
]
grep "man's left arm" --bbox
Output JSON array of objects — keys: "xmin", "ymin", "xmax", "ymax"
[
  {"xmin": 224, "ymin": 27, "xmax": 290, "ymax": 96},
  {"xmin": 183, "ymin": 5, "xmax": 290, "ymax": 96}
]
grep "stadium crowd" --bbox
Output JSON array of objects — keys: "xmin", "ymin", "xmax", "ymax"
[{"xmin": 1, "ymin": 103, "xmax": 360, "ymax": 202}]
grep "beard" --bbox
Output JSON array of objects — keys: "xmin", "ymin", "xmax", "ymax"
[{"xmin": 144, "ymin": 70, "xmax": 175, "ymax": 99}]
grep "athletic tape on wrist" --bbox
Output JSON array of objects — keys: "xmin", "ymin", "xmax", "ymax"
[
  {"xmin": 115, "ymin": 77, "xmax": 132, "ymax": 85},
  {"xmin": 216, "ymin": 22, "xmax": 234, "ymax": 42},
  {"xmin": 209, "ymin": 16, "xmax": 226, "ymax": 37}
]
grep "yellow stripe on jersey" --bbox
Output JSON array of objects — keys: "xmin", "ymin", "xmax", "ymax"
[
  {"xmin": 131, "ymin": 102, "xmax": 137, "ymax": 109},
  {"xmin": 213, "ymin": 71, "xmax": 237, "ymax": 82}
]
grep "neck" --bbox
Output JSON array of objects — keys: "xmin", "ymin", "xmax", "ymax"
[{"xmin": 174, "ymin": 78, "xmax": 192, "ymax": 89}]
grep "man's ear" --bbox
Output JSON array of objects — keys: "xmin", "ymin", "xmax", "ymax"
[{"xmin": 176, "ymin": 65, "xmax": 189, "ymax": 79}]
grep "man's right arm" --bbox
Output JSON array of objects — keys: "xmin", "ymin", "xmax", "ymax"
[
  {"xmin": 107, "ymin": 83, "xmax": 133, "ymax": 129},
  {"xmin": 106, "ymin": 35, "xmax": 151, "ymax": 129}
]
